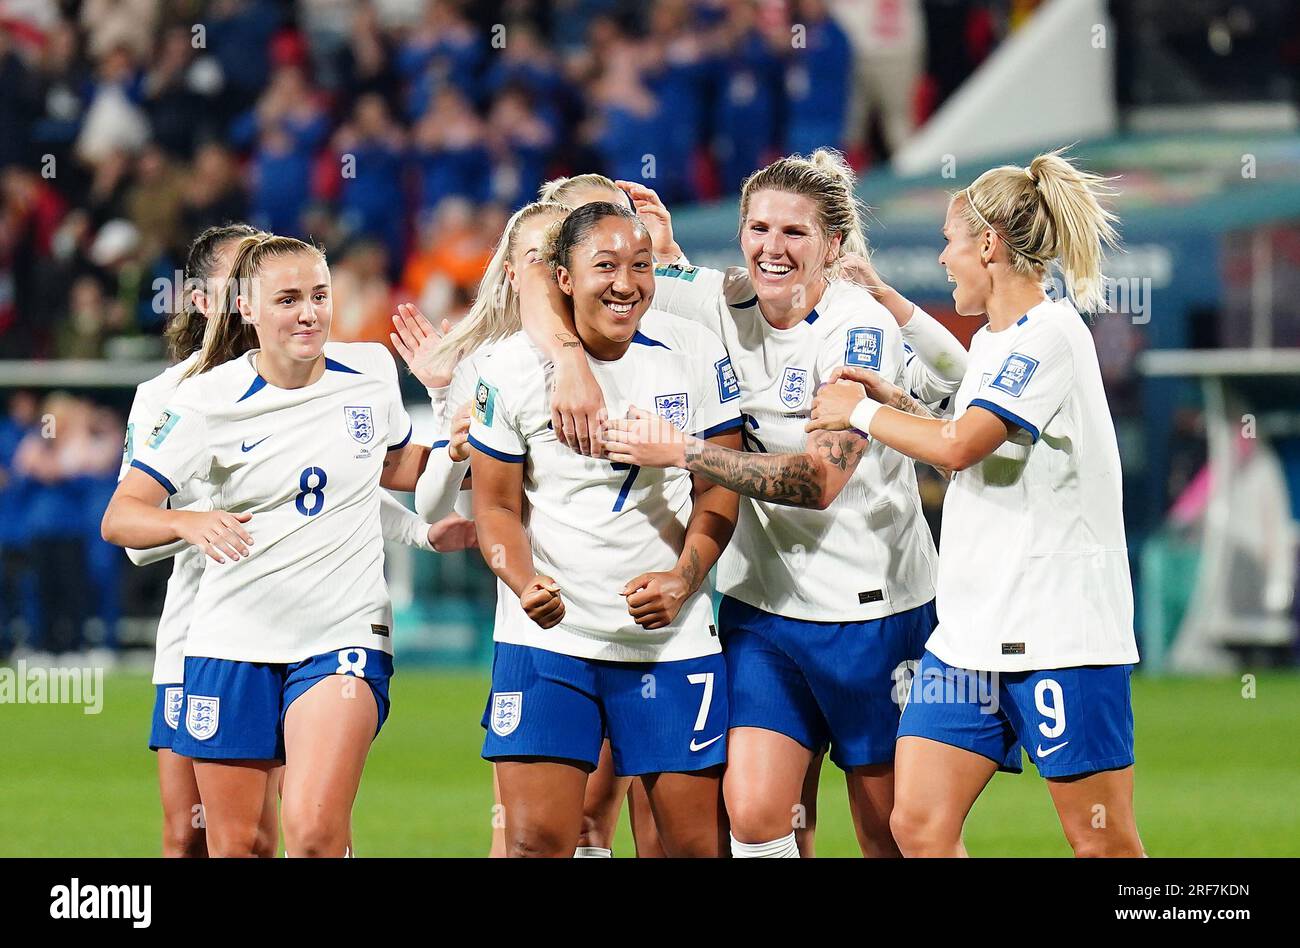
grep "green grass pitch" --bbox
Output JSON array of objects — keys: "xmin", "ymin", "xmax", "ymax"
[{"xmin": 2, "ymin": 670, "xmax": 1297, "ymax": 856}]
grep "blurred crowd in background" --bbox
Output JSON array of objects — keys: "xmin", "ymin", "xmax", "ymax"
[
  {"xmin": 0, "ymin": 0, "xmax": 1043, "ymax": 361},
  {"xmin": 0, "ymin": 0, "xmax": 1044, "ymax": 660}
]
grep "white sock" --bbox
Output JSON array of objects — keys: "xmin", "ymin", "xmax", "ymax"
[
  {"xmin": 574, "ymin": 846, "xmax": 612, "ymax": 858},
  {"xmin": 730, "ymin": 832, "xmax": 799, "ymax": 858}
]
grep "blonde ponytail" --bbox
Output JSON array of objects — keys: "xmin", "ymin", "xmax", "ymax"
[
  {"xmin": 739, "ymin": 148, "xmax": 869, "ymax": 279},
  {"xmin": 420, "ymin": 201, "xmax": 570, "ymax": 381},
  {"xmin": 184, "ymin": 234, "xmax": 326, "ymax": 378},
  {"xmin": 961, "ymin": 148, "xmax": 1119, "ymax": 312},
  {"xmin": 538, "ymin": 173, "xmax": 621, "ymax": 206}
]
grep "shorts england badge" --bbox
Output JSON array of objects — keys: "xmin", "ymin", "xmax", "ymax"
[
  {"xmin": 491, "ymin": 692, "xmax": 522, "ymax": 736},
  {"xmin": 164, "ymin": 686, "xmax": 183, "ymax": 730},
  {"xmin": 474, "ymin": 379, "xmax": 497, "ymax": 426},
  {"xmin": 654, "ymin": 392, "xmax": 689, "ymax": 430},
  {"xmin": 186, "ymin": 695, "xmax": 220, "ymax": 741},
  {"xmin": 845, "ymin": 327, "xmax": 883, "ymax": 370},
  {"xmin": 780, "ymin": 367, "xmax": 809, "ymax": 409},
  {"xmin": 344, "ymin": 405, "xmax": 374, "ymax": 443},
  {"xmin": 990, "ymin": 353, "xmax": 1040, "ymax": 397}
]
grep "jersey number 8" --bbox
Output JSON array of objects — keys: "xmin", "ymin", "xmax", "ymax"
[{"xmin": 295, "ymin": 466, "xmax": 328, "ymax": 516}]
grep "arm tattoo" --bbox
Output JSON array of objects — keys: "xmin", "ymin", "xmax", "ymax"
[
  {"xmin": 680, "ymin": 546, "xmax": 702, "ymax": 593},
  {"xmin": 554, "ymin": 332, "xmax": 581, "ymax": 349},
  {"xmin": 684, "ymin": 434, "xmax": 864, "ymax": 508},
  {"xmin": 887, "ymin": 389, "xmax": 954, "ymax": 480},
  {"xmin": 811, "ymin": 429, "xmax": 868, "ymax": 473}
]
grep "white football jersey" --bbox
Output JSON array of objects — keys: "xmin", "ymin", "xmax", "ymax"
[
  {"xmin": 653, "ymin": 264, "xmax": 938, "ymax": 622},
  {"xmin": 121, "ymin": 352, "xmax": 207, "ymax": 684},
  {"xmin": 468, "ymin": 313, "xmax": 742, "ymax": 662},
  {"xmin": 130, "ymin": 342, "xmax": 412, "ymax": 664},
  {"xmin": 929, "ymin": 299, "xmax": 1139, "ymax": 671}
]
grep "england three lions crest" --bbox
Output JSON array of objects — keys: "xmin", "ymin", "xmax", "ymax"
[
  {"xmin": 654, "ymin": 393, "xmax": 689, "ymax": 430},
  {"xmin": 344, "ymin": 405, "xmax": 375, "ymax": 444},
  {"xmin": 164, "ymin": 686, "xmax": 183, "ymax": 731},
  {"xmin": 491, "ymin": 692, "xmax": 522, "ymax": 737},
  {"xmin": 186, "ymin": 695, "xmax": 220, "ymax": 741},
  {"xmin": 780, "ymin": 367, "xmax": 809, "ymax": 410}
]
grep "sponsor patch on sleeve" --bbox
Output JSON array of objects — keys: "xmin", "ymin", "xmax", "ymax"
[
  {"xmin": 147, "ymin": 410, "xmax": 179, "ymax": 448},
  {"xmin": 989, "ymin": 353, "xmax": 1040, "ymax": 397},
  {"xmin": 844, "ymin": 327, "xmax": 883, "ymax": 370},
  {"xmin": 715, "ymin": 356, "xmax": 741, "ymax": 402},
  {"xmin": 473, "ymin": 379, "xmax": 497, "ymax": 426}
]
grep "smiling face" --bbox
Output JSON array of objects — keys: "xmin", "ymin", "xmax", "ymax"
[
  {"xmin": 556, "ymin": 215, "xmax": 654, "ymax": 356},
  {"xmin": 239, "ymin": 251, "xmax": 332, "ymax": 362},
  {"xmin": 740, "ymin": 189, "xmax": 839, "ymax": 314},
  {"xmin": 939, "ymin": 197, "xmax": 993, "ymax": 317}
]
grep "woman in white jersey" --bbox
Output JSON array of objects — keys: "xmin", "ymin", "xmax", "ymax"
[
  {"xmin": 400, "ymin": 176, "xmax": 666, "ymax": 858},
  {"xmin": 600, "ymin": 151, "xmax": 967, "ymax": 858},
  {"xmin": 470, "ymin": 202, "xmax": 742, "ymax": 857},
  {"xmin": 124, "ymin": 225, "xmax": 444, "ymax": 857},
  {"xmin": 103, "ymin": 234, "xmax": 432, "ymax": 857},
  {"xmin": 807, "ymin": 150, "xmax": 1145, "ymax": 857}
]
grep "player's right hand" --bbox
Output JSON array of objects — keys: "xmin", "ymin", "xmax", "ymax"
[
  {"xmin": 175, "ymin": 509, "xmax": 254, "ymax": 564},
  {"xmin": 520, "ymin": 575, "xmax": 565, "ymax": 629},
  {"xmin": 550, "ymin": 359, "xmax": 607, "ymax": 458},
  {"xmin": 616, "ymin": 180, "xmax": 684, "ymax": 263},
  {"xmin": 828, "ymin": 365, "xmax": 900, "ymax": 405},
  {"xmin": 448, "ymin": 400, "xmax": 472, "ymax": 462},
  {"xmin": 838, "ymin": 252, "xmax": 892, "ymax": 304},
  {"xmin": 391, "ymin": 302, "xmax": 455, "ymax": 389}
]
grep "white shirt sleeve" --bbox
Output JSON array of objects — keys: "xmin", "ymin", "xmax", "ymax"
[
  {"xmin": 384, "ymin": 358, "xmax": 414, "ymax": 451},
  {"xmin": 131, "ymin": 394, "xmax": 210, "ymax": 496},
  {"xmin": 815, "ymin": 310, "xmax": 903, "ymax": 392},
  {"xmin": 414, "ymin": 357, "xmax": 477, "ymax": 521},
  {"xmin": 652, "ymin": 263, "xmax": 730, "ymax": 328},
  {"xmin": 379, "ymin": 490, "xmax": 433, "ymax": 550},
  {"xmin": 120, "ymin": 381, "xmax": 189, "ymax": 564},
  {"xmin": 689, "ymin": 329, "xmax": 744, "ymax": 440},
  {"xmin": 467, "ymin": 360, "xmax": 527, "ymax": 462},
  {"xmin": 899, "ymin": 306, "xmax": 968, "ymax": 404},
  {"xmin": 966, "ymin": 323, "xmax": 1074, "ymax": 443}
]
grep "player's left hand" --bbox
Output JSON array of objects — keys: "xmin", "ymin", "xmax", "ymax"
[
  {"xmin": 603, "ymin": 406, "xmax": 689, "ymax": 468},
  {"xmin": 447, "ymin": 401, "xmax": 472, "ymax": 462},
  {"xmin": 622, "ymin": 571, "xmax": 689, "ymax": 630},
  {"xmin": 806, "ymin": 378, "xmax": 871, "ymax": 433},
  {"xmin": 391, "ymin": 302, "xmax": 454, "ymax": 389},
  {"xmin": 427, "ymin": 512, "xmax": 478, "ymax": 552}
]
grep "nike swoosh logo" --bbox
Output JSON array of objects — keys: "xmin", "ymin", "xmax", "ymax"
[
  {"xmin": 1036, "ymin": 741, "xmax": 1070, "ymax": 758},
  {"xmin": 241, "ymin": 436, "xmax": 271, "ymax": 453},
  {"xmin": 689, "ymin": 734, "xmax": 724, "ymax": 752}
]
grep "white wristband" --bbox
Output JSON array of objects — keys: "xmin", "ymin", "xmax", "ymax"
[
  {"xmin": 849, "ymin": 399, "xmax": 883, "ymax": 437},
  {"xmin": 426, "ymin": 384, "xmax": 450, "ymax": 405}
]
